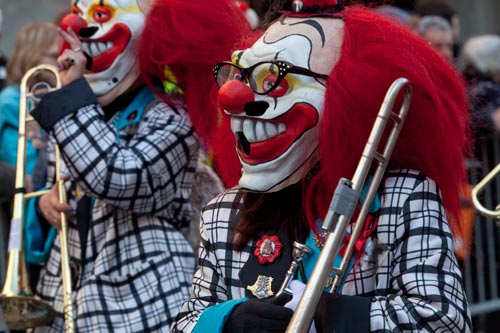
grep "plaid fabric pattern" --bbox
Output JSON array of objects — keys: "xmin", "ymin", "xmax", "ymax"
[
  {"xmin": 33, "ymin": 98, "xmax": 198, "ymax": 332},
  {"xmin": 172, "ymin": 169, "xmax": 472, "ymax": 333}
]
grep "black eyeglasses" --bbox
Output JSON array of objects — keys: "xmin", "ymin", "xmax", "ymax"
[{"xmin": 212, "ymin": 60, "xmax": 329, "ymax": 95}]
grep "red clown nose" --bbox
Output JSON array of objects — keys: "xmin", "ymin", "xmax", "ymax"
[
  {"xmin": 59, "ymin": 13, "xmax": 88, "ymax": 55},
  {"xmin": 217, "ymin": 80, "xmax": 254, "ymax": 114}
]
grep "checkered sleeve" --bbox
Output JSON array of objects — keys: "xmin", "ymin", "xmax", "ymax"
[
  {"xmin": 50, "ymin": 100, "xmax": 197, "ymax": 217},
  {"xmin": 370, "ymin": 174, "xmax": 472, "ymax": 332},
  {"xmin": 44, "ymin": 134, "xmax": 56, "ymax": 186},
  {"xmin": 172, "ymin": 189, "xmax": 247, "ymax": 332}
]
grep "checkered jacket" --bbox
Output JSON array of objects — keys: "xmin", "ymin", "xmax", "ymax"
[
  {"xmin": 172, "ymin": 169, "xmax": 472, "ymax": 332},
  {"xmin": 31, "ymin": 81, "xmax": 197, "ymax": 332}
]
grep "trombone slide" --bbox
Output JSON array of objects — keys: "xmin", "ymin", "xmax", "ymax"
[
  {"xmin": 285, "ymin": 78, "xmax": 412, "ymax": 333},
  {"xmin": 471, "ymin": 163, "xmax": 500, "ymax": 220},
  {"xmin": 0, "ymin": 64, "xmax": 74, "ymax": 332}
]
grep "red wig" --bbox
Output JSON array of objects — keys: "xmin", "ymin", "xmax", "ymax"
[
  {"xmin": 139, "ymin": 0, "xmax": 254, "ymax": 172},
  {"xmin": 307, "ymin": 6, "xmax": 471, "ymax": 228}
]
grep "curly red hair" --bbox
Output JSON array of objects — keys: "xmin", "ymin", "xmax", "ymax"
[
  {"xmin": 306, "ymin": 6, "xmax": 471, "ymax": 228},
  {"xmin": 139, "ymin": 0, "xmax": 254, "ymax": 160}
]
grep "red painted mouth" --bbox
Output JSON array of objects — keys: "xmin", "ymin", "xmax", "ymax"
[
  {"xmin": 86, "ymin": 23, "xmax": 131, "ymax": 73},
  {"xmin": 237, "ymin": 103, "xmax": 319, "ymax": 164}
]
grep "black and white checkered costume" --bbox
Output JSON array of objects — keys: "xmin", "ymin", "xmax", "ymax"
[
  {"xmin": 30, "ymin": 79, "xmax": 197, "ymax": 332},
  {"xmin": 172, "ymin": 169, "xmax": 472, "ymax": 332}
]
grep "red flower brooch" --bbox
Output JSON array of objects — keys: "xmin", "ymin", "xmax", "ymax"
[{"xmin": 254, "ymin": 234, "xmax": 283, "ymax": 264}]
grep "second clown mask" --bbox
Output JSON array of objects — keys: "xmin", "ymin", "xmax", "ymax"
[
  {"xmin": 63, "ymin": 0, "xmax": 151, "ymax": 106},
  {"xmin": 216, "ymin": 16, "xmax": 344, "ymax": 192}
]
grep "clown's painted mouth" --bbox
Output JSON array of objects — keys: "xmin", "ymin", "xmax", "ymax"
[
  {"xmin": 232, "ymin": 103, "xmax": 318, "ymax": 164},
  {"xmin": 81, "ymin": 23, "xmax": 131, "ymax": 73}
]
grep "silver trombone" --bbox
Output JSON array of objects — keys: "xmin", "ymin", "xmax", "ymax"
[
  {"xmin": 285, "ymin": 78, "xmax": 412, "ymax": 333},
  {"xmin": 0, "ymin": 64, "xmax": 74, "ymax": 332}
]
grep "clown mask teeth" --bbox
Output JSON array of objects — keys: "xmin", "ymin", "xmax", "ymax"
[
  {"xmin": 85, "ymin": 41, "xmax": 113, "ymax": 58},
  {"xmin": 231, "ymin": 117, "xmax": 286, "ymax": 143}
]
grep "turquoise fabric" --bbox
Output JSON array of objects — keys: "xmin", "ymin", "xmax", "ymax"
[
  {"xmin": 193, "ymin": 298, "xmax": 248, "ymax": 333},
  {"xmin": 301, "ymin": 179, "xmax": 380, "ymax": 293},
  {"xmin": 299, "ymin": 179, "xmax": 381, "ymax": 294},
  {"xmin": 24, "ymin": 193, "xmax": 57, "ymax": 264},
  {"xmin": 361, "ymin": 175, "xmax": 381, "ymax": 213},
  {"xmin": 109, "ymin": 85, "xmax": 156, "ymax": 143},
  {"xmin": 0, "ymin": 85, "xmax": 39, "ymax": 174},
  {"xmin": 300, "ymin": 230, "xmax": 354, "ymax": 294}
]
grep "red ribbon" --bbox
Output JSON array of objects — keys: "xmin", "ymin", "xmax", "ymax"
[{"xmin": 339, "ymin": 214, "xmax": 378, "ymax": 258}]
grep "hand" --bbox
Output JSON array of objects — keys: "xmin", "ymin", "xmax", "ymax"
[
  {"xmin": 223, "ymin": 297, "xmax": 293, "ymax": 333},
  {"xmin": 57, "ymin": 27, "xmax": 86, "ymax": 86},
  {"xmin": 38, "ymin": 176, "xmax": 72, "ymax": 229}
]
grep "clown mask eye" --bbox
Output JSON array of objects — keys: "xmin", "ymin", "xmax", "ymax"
[
  {"xmin": 92, "ymin": 5, "xmax": 113, "ymax": 23},
  {"xmin": 263, "ymin": 74, "xmax": 290, "ymax": 98},
  {"xmin": 233, "ymin": 72, "xmax": 244, "ymax": 82}
]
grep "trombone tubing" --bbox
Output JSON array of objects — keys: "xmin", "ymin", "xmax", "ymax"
[{"xmin": 471, "ymin": 163, "xmax": 500, "ymax": 220}]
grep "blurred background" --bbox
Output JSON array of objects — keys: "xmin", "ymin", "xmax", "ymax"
[
  {"xmin": 0, "ymin": 1, "xmax": 499, "ymax": 55},
  {"xmin": 0, "ymin": 1, "xmax": 500, "ymax": 332},
  {"xmin": 0, "ymin": 0, "xmax": 69, "ymax": 55}
]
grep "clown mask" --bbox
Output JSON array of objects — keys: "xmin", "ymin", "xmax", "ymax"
[
  {"xmin": 63, "ymin": 0, "xmax": 152, "ymax": 106},
  {"xmin": 215, "ymin": 16, "xmax": 344, "ymax": 192}
]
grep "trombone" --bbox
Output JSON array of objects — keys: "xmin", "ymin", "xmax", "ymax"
[
  {"xmin": 471, "ymin": 163, "xmax": 500, "ymax": 221},
  {"xmin": 285, "ymin": 78, "xmax": 412, "ymax": 333},
  {"xmin": 0, "ymin": 64, "xmax": 74, "ymax": 332}
]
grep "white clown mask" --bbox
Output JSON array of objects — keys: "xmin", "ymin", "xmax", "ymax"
[
  {"xmin": 216, "ymin": 16, "xmax": 344, "ymax": 192},
  {"xmin": 65, "ymin": 0, "xmax": 151, "ymax": 105}
]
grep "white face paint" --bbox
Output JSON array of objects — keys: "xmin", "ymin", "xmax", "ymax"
[
  {"xmin": 223, "ymin": 17, "xmax": 344, "ymax": 192},
  {"xmin": 73, "ymin": 0, "xmax": 147, "ymax": 105}
]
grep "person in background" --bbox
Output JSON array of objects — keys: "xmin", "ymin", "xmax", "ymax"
[
  {"xmin": 462, "ymin": 34, "xmax": 500, "ymax": 135},
  {"xmin": 0, "ymin": 22, "xmax": 59, "ymax": 291},
  {"xmin": 0, "ymin": 22, "xmax": 58, "ymax": 190},
  {"xmin": 373, "ymin": 4, "xmax": 411, "ymax": 27},
  {"xmin": 461, "ymin": 33, "xmax": 500, "ymax": 332},
  {"xmin": 21, "ymin": 0, "xmax": 251, "ymax": 332},
  {"xmin": 418, "ymin": 15, "xmax": 454, "ymax": 63},
  {"xmin": 417, "ymin": 0, "xmax": 461, "ymax": 57},
  {"xmin": 173, "ymin": 0, "xmax": 472, "ymax": 332}
]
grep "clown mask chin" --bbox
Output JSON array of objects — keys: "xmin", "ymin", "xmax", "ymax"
[{"xmin": 238, "ymin": 149, "xmax": 320, "ymax": 192}]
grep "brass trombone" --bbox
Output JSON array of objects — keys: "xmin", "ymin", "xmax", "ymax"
[
  {"xmin": 0, "ymin": 64, "xmax": 74, "ymax": 332},
  {"xmin": 471, "ymin": 163, "xmax": 500, "ymax": 221},
  {"xmin": 285, "ymin": 78, "xmax": 412, "ymax": 333}
]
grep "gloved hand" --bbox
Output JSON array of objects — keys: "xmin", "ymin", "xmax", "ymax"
[{"xmin": 223, "ymin": 296, "xmax": 294, "ymax": 333}]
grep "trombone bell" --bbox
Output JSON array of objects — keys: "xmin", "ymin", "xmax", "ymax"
[{"xmin": 0, "ymin": 297, "xmax": 56, "ymax": 330}]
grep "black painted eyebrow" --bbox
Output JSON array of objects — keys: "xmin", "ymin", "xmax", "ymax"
[
  {"xmin": 289, "ymin": 19, "xmax": 326, "ymax": 47},
  {"xmin": 233, "ymin": 51, "xmax": 245, "ymax": 66}
]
